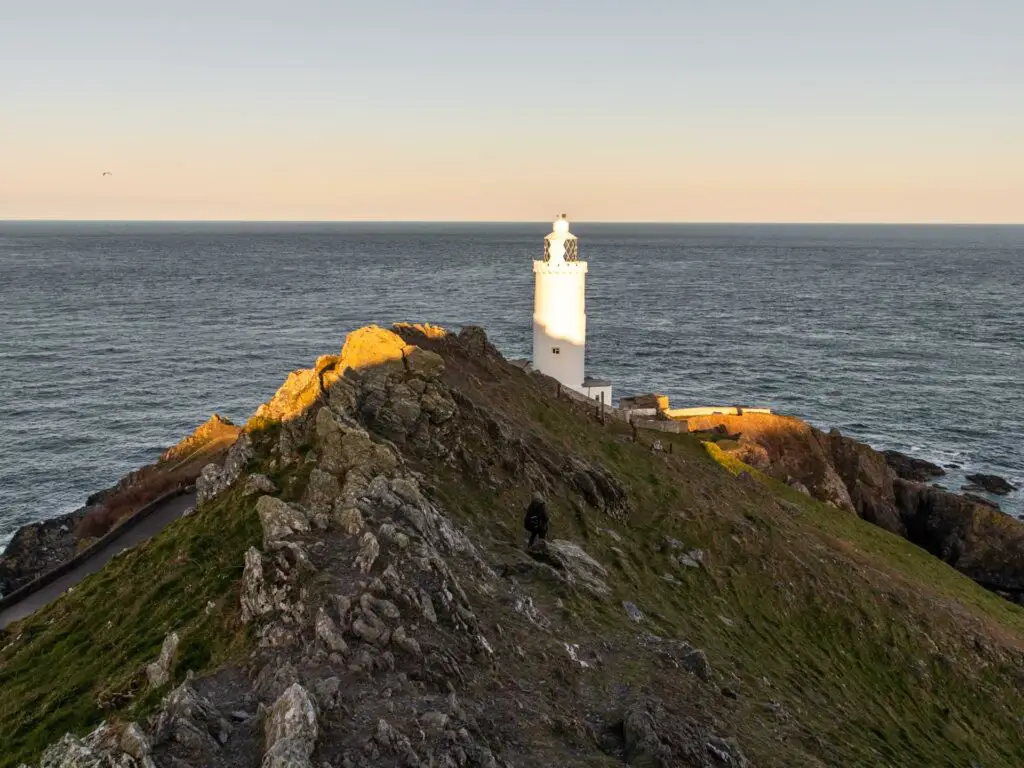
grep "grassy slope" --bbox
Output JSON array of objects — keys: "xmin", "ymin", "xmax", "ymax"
[
  {"xmin": 424, "ymin": 352, "xmax": 1024, "ymax": 768},
  {"xmin": 0, "ymin": 483, "xmax": 262, "ymax": 768}
]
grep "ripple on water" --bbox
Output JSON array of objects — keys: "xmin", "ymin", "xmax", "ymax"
[{"xmin": 0, "ymin": 222, "xmax": 1022, "ymax": 544}]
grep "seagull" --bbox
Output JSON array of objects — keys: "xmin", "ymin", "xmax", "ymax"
[{"xmin": 102, "ymin": 171, "xmax": 112, "ymax": 176}]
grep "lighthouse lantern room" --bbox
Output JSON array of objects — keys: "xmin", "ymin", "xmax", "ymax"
[{"xmin": 532, "ymin": 214, "xmax": 612, "ymax": 404}]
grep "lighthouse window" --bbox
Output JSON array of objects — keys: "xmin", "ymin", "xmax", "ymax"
[{"xmin": 552, "ymin": 347, "xmax": 561, "ymax": 355}]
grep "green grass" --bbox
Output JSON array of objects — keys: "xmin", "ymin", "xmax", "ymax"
[
  {"xmin": 0, "ymin": 485, "xmax": 262, "ymax": 768},
  {"xmin": 423, "ymin": 365, "xmax": 1024, "ymax": 767}
]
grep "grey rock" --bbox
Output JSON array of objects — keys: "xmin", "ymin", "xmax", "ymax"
[
  {"xmin": 353, "ymin": 532, "xmax": 380, "ymax": 574},
  {"xmin": 313, "ymin": 677, "xmax": 341, "ymax": 711},
  {"xmin": 420, "ymin": 710, "xmax": 449, "ymax": 730},
  {"xmin": 262, "ymin": 737, "xmax": 315, "ymax": 768},
  {"xmin": 965, "ymin": 473, "xmax": 1017, "ymax": 495},
  {"xmin": 196, "ymin": 435, "xmax": 254, "ymax": 505},
  {"xmin": 404, "ymin": 347, "xmax": 446, "ymax": 378},
  {"xmin": 39, "ymin": 733, "xmax": 105, "ymax": 768},
  {"xmin": 679, "ymin": 549, "xmax": 705, "ymax": 569},
  {"xmin": 244, "ymin": 474, "xmax": 278, "ymax": 496},
  {"xmin": 256, "ymin": 496, "xmax": 311, "ymax": 547},
  {"xmin": 544, "ymin": 540, "xmax": 611, "ymax": 596},
  {"xmin": 303, "ymin": 468, "xmax": 341, "ymax": 517},
  {"xmin": 264, "ymin": 683, "xmax": 318, "ymax": 758},
  {"xmin": 391, "ymin": 625, "xmax": 422, "ymax": 657},
  {"xmin": 145, "ymin": 631, "xmax": 179, "ymax": 688},
  {"xmin": 153, "ymin": 681, "xmax": 231, "ymax": 752},
  {"xmin": 421, "ymin": 391, "xmax": 456, "ymax": 424},
  {"xmin": 682, "ymin": 649, "xmax": 713, "ymax": 681},
  {"xmin": 240, "ymin": 547, "xmax": 274, "ymax": 623},
  {"xmin": 707, "ymin": 736, "xmax": 750, "ymax": 766},
  {"xmin": 315, "ymin": 608, "xmax": 348, "ymax": 653},
  {"xmin": 622, "ymin": 601, "xmax": 644, "ymax": 623}
]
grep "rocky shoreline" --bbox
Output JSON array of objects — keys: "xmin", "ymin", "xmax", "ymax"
[{"xmin": 691, "ymin": 412, "xmax": 1024, "ymax": 603}]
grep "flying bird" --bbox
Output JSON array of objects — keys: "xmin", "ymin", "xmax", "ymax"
[{"xmin": 102, "ymin": 171, "xmax": 112, "ymax": 176}]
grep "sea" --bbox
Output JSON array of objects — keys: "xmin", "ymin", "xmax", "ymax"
[{"xmin": 1, "ymin": 221, "xmax": 1022, "ymax": 548}]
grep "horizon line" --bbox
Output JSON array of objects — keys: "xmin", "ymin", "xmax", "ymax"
[{"xmin": 2, "ymin": 218, "xmax": 1023, "ymax": 226}]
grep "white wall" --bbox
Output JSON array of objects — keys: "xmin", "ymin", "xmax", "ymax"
[
  {"xmin": 533, "ymin": 259, "xmax": 588, "ymax": 390},
  {"xmin": 582, "ymin": 382, "xmax": 613, "ymax": 404},
  {"xmin": 665, "ymin": 406, "xmax": 773, "ymax": 418}
]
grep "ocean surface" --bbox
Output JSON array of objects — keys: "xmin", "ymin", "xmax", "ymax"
[{"xmin": 1, "ymin": 222, "xmax": 1022, "ymax": 548}]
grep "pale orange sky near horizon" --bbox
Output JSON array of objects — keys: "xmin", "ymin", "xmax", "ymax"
[{"xmin": 3, "ymin": 1, "xmax": 1022, "ymax": 223}]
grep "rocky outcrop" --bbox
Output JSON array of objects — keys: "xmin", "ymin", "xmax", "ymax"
[
  {"xmin": 262, "ymin": 683, "xmax": 318, "ymax": 768},
  {"xmin": 540, "ymin": 540, "xmax": 611, "ymax": 596},
  {"xmin": 882, "ymin": 450, "xmax": 945, "ymax": 482},
  {"xmin": 702, "ymin": 412, "xmax": 1024, "ymax": 603},
  {"xmin": 160, "ymin": 414, "xmax": 240, "ymax": 464},
  {"xmin": 895, "ymin": 480, "xmax": 1024, "ymax": 597},
  {"xmin": 0, "ymin": 509, "xmax": 86, "ymax": 597},
  {"xmin": 196, "ymin": 434, "xmax": 254, "ymax": 506},
  {"xmin": 145, "ymin": 632, "xmax": 180, "ymax": 688},
  {"xmin": 37, "ymin": 721, "xmax": 157, "ymax": 768},
  {"xmin": 964, "ymin": 473, "xmax": 1017, "ymax": 495},
  {"xmin": 619, "ymin": 699, "xmax": 749, "ymax": 767}
]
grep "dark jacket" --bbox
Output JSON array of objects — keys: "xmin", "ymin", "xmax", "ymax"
[{"xmin": 524, "ymin": 499, "xmax": 549, "ymax": 535}]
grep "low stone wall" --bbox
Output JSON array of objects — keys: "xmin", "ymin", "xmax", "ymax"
[
  {"xmin": 0, "ymin": 487, "xmax": 191, "ymax": 611},
  {"xmin": 632, "ymin": 418, "xmax": 689, "ymax": 434},
  {"xmin": 666, "ymin": 406, "xmax": 772, "ymax": 419}
]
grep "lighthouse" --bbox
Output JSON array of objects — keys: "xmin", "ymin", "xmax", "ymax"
[{"xmin": 532, "ymin": 214, "xmax": 612, "ymax": 404}]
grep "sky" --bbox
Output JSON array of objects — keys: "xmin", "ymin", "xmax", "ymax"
[{"xmin": 1, "ymin": 0, "xmax": 1022, "ymax": 222}]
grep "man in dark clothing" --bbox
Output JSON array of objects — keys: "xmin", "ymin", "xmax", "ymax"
[{"xmin": 524, "ymin": 491, "xmax": 549, "ymax": 549}]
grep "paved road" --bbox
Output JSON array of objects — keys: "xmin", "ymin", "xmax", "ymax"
[{"xmin": 0, "ymin": 491, "xmax": 197, "ymax": 630}]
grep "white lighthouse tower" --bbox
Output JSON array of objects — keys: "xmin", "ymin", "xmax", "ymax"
[{"xmin": 532, "ymin": 214, "xmax": 612, "ymax": 404}]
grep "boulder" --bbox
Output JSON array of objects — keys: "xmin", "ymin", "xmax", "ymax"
[
  {"xmin": 353, "ymin": 532, "xmax": 381, "ymax": 574},
  {"xmin": 316, "ymin": 409, "xmax": 396, "ymax": 477},
  {"xmin": 153, "ymin": 681, "xmax": 231, "ymax": 752},
  {"xmin": 881, "ymin": 450, "xmax": 945, "ymax": 482},
  {"xmin": 622, "ymin": 601, "xmax": 644, "ymax": 623},
  {"xmin": 196, "ymin": 434, "xmax": 254, "ymax": 505},
  {"xmin": 302, "ymin": 468, "xmax": 340, "ymax": 517},
  {"xmin": 241, "ymin": 547, "xmax": 274, "ymax": 622},
  {"xmin": 244, "ymin": 474, "xmax": 278, "ymax": 496},
  {"xmin": 964, "ymin": 473, "xmax": 1017, "ymax": 495},
  {"xmin": 404, "ymin": 347, "xmax": 445, "ymax": 378},
  {"xmin": 264, "ymin": 683, "xmax": 318, "ymax": 765},
  {"xmin": 542, "ymin": 540, "xmax": 611, "ymax": 596},
  {"xmin": 339, "ymin": 325, "xmax": 411, "ymax": 373},
  {"xmin": 256, "ymin": 496, "xmax": 311, "ymax": 547},
  {"xmin": 681, "ymin": 649, "xmax": 713, "ymax": 681},
  {"xmin": 145, "ymin": 632, "xmax": 180, "ymax": 688},
  {"xmin": 315, "ymin": 608, "xmax": 348, "ymax": 653},
  {"xmin": 679, "ymin": 549, "xmax": 705, "ymax": 569}
]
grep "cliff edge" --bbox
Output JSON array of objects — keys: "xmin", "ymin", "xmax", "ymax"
[{"xmin": 691, "ymin": 412, "xmax": 1024, "ymax": 603}]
